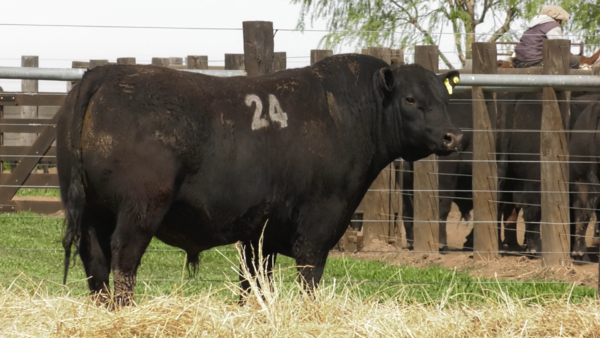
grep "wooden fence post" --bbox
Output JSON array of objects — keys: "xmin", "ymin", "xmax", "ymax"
[
  {"xmin": 187, "ymin": 56, "xmax": 208, "ymax": 69},
  {"xmin": 471, "ymin": 42, "xmax": 499, "ymax": 260},
  {"xmin": 359, "ymin": 47, "xmax": 396, "ymax": 248},
  {"xmin": 310, "ymin": 50, "xmax": 332, "ymax": 64},
  {"xmin": 21, "ymin": 56, "xmax": 38, "ymax": 147},
  {"xmin": 391, "ymin": 49, "xmax": 404, "ymax": 68},
  {"xmin": 225, "ymin": 54, "xmax": 245, "ymax": 70},
  {"xmin": 117, "ymin": 57, "xmax": 136, "ymax": 65},
  {"xmin": 151, "ymin": 58, "xmax": 170, "ymax": 67},
  {"xmin": 169, "ymin": 57, "xmax": 183, "ymax": 66},
  {"xmin": 273, "ymin": 52, "xmax": 286, "ymax": 71},
  {"xmin": 89, "ymin": 60, "xmax": 108, "ymax": 68},
  {"xmin": 541, "ymin": 39, "xmax": 571, "ymax": 266},
  {"xmin": 68, "ymin": 61, "xmax": 89, "ymax": 92},
  {"xmin": 412, "ymin": 45, "xmax": 440, "ymax": 253},
  {"xmin": 242, "ymin": 21, "xmax": 274, "ymax": 76},
  {"xmin": 366, "ymin": 47, "xmax": 391, "ymax": 64}
]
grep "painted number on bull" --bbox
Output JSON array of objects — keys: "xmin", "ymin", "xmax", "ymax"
[{"xmin": 245, "ymin": 94, "xmax": 288, "ymax": 130}]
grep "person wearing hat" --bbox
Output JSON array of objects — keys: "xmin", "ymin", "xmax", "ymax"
[{"xmin": 513, "ymin": 5, "xmax": 580, "ymax": 69}]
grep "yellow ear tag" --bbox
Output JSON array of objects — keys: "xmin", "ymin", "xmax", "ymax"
[
  {"xmin": 444, "ymin": 78, "xmax": 453, "ymax": 95},
  {"xmin": 453, "ymin": 77, "xmax": 459, "ymax": 84}
]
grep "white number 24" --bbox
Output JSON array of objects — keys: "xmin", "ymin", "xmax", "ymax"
[{"xmin": 245, "ymin": 94, "xmax": 288, "ymax": 131}]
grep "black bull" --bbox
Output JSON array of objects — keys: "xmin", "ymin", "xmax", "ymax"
[{"xmin": 57, "ymin": 54, "xmax": 462, "ymax": 305}]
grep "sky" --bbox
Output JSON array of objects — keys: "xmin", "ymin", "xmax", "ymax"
[
  {"xmin": 0, "ymin": 0, "xmax": 361, "ymax": 92},
  {"xmin": 2, "ymin": 0, "xmax": 578, "ymax": 93}
]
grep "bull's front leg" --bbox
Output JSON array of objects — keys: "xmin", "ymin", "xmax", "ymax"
[
  {"xmin": 238, "ymin": 239, "xmax": 278, "ymax": 304},
  {"xmin": 292, "ymin": 199, "xmax": 346, "ymax": 293}
]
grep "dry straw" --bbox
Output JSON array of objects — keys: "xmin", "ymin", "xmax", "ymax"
[{"xmin": 1, "ymin": 247, "xmax": 600, "ymax": 337}]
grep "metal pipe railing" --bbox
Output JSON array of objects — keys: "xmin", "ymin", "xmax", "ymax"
[
  {"xmin": 457, "ymin": 74, "xmax": 600, "ymax": 87},
  {"xmin": 0, "ymin": 66, "xmax": 598, "ymax": 92},
  {"xmin": 0, "ymin": 67, "xmax": 246, "ymax": 81}
]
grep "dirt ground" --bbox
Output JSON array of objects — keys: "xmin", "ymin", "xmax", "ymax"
[{"xmin": 330, "ymin": 203, "xmax": 600, "ymax": 289}]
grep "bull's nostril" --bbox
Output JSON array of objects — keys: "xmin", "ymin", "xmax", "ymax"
[{"xmin": 443, "ymin": 133, "xmax": 453, "ymax": 145}]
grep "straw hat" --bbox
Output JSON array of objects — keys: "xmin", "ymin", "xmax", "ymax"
[{"xmin": 541, "ymin": 5, "xmax": 570, "ymax": 21}]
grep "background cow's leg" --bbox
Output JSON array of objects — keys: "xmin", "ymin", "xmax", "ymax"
[
  {"xmin": 402, "ymin": 193, "xmax": 414, "ymax": 250},
  {"xmin": 238, "ymin": 239, "xmax": 277, "ymax": 303},
  {"xmin": 571, "ymin": 183, "xmax": 594, "ymax": 261},
  {"xmin": 402, "ymin": 162, "xmax": 414, "ymax": 249},
  {"xmin": 571, "ymin": 208, "xmax": 591, "ymax": 262},
  {"xmin": 78, "ymin": 212, "xmax": 113, "ymax": 303},
  {"xmin": 594, "ymin": 212, "xmax": 600, "ymax": 247},
  {"xmin": 438, "ymin": 198, "xmax": 452, "ymax": 252},
  {"xmin": 502, "ymin": 206, "xmax": 521, "ymax": 251},
  {"xmin": 522, "ymin": 206, "xmax": 541, "ymax": 255}
]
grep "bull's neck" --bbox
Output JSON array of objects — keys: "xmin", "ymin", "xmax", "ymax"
[
  {"xmin": 346, "ymin": 87, "xmax": 403, "ymax": 179},
  {"xmin": 370, "ymin": 91, "xmax": 403, "ymax": 173}
]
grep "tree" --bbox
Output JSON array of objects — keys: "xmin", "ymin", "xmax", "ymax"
[{"xmin": 292, "ymin": 0, "xmax": 600, "ymax": 69}]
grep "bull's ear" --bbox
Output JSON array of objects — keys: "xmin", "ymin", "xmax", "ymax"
[
  {"xmin": 378, "ymin": 67, "xmax": 395, "ymax": 93},
  {"xmin": 438, "ymin": 70, "xmax": 460, "ymax": 95}
]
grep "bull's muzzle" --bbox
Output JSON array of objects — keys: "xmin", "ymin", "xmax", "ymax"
[{"xmin": 442, "ymin": 133, "xmax": 463, "ymax": 152}]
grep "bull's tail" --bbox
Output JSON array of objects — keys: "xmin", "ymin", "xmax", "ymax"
[{"xmin": 62, "ymin": 68, "xmax": 107, "ymax": 285}]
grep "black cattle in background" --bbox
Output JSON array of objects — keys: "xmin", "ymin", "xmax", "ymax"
[
  {"xmin": 402, "ymin": 92, "xmax": 600, "ymax": 256},
  {"xmin": 497, "ymin": 92, "xmax": 600, "ymax": 259},
  {"xmin": 57, "ymin": 55, "xmax": 463, "ymax": 306},
  {"xmin": 569, "ymin": 99, "xmax": 600, "ymax": 260}
]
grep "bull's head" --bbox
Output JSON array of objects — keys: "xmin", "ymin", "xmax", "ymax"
[{"xmin": 377, "ymin": 64, "xmax": 463, "ymax": 162}]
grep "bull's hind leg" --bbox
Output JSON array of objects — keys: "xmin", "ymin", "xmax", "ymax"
[
  {"xmin": 238, "ymin": 240, "xmax": 277, "ymax": 303},
  {"xmin": 78, "ymin": 212, "xmax": 114, "ymax": 303},
  {"xmin": 100, "ymin": 143, "xmax": 180, "ymax": 306},
  {"xmin": 111, "ymin": 198, "xmax": 172, "ymax": 307}
]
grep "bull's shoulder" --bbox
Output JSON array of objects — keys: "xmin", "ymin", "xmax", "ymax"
[{"xmin": 307, "ymin": 54, "xmax": 389, "ymax": 84}]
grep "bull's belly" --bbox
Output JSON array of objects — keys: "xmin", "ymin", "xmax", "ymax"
[{"xmin": 154, "ymin": 201, "xmax": 294, "ymax": 256}]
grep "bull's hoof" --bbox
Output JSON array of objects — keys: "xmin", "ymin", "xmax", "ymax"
[{"xmin": 439, "ymin": 245, "xmax": 450, "ymax": 253}]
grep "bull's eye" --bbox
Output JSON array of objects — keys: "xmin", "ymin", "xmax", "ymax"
[{"xmin": 405, "ymin": 97, "xmax": 415, "ymax": 105}]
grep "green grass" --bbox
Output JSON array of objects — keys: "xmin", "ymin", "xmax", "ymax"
[
  {"xmin": 0, "ymin": 212, "xmax": 596, "ymax": 305},
  {"xmin": 14, "ymin": 188, "xmax": 61, "ymax": 197}
]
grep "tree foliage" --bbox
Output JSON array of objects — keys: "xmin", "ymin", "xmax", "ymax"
[{"xmin": 292, "ymin": 0, "xmax": 600, "ymax": 69}]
